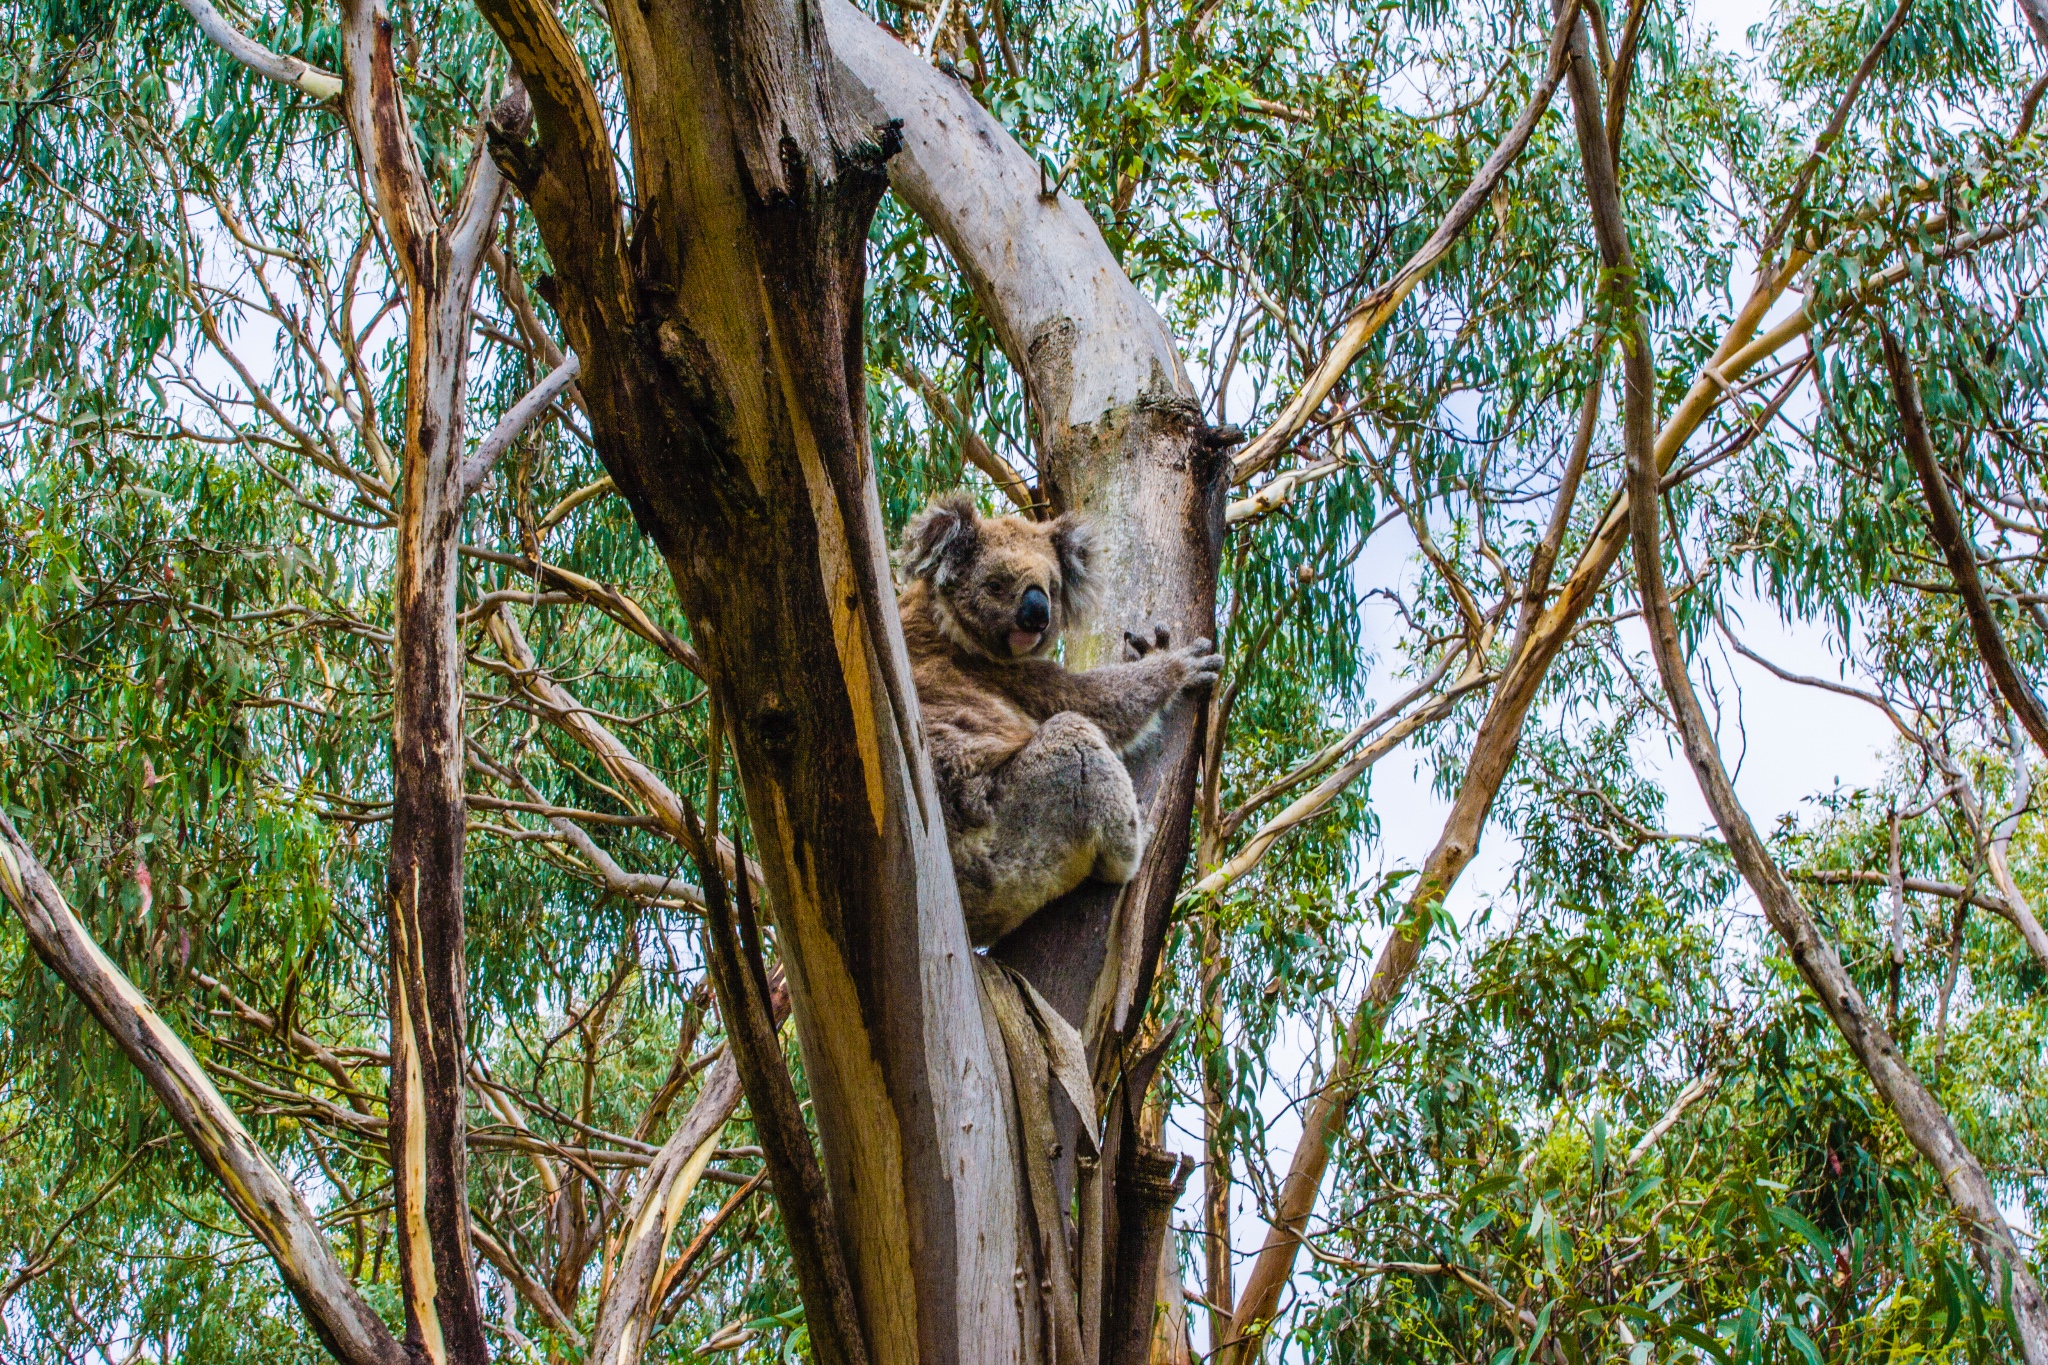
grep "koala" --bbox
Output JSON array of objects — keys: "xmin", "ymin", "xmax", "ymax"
[{"xmin": 897, "ymin": 491, "xmax": 1223, "ymax": 945}]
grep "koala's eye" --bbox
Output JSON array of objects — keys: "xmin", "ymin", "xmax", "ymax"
[{"xmin": 985, "ymin": 572, "xmax": 1014, "ymax": 595}]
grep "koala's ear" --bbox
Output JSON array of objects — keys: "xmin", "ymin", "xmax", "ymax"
[
  {"xmin": 899, "ymin": 491, "xmax": 981, "ymax": 586},
  {"xmin": 1049, "ymin": 512, "xmax": 1098, "ymax": 620}
]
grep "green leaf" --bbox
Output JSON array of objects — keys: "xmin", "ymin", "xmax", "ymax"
[{"xmin": 1782, "ymin": 1324, "xmax": 1824, "ymax": 1365}]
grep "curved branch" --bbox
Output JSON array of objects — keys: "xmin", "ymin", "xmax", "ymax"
[
  {"xmin": 171, "ymin": 0, "xmax": 342, "ymax": 100},
  {"xmin": 472, "ymin": 0, "xmax": 631, "ymax": 332},
  {"xmin": 0, "ymin": 815, "xmax": 405, "ymax": 1365}
]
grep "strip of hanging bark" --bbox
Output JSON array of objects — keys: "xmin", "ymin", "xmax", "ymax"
[
  {"xmin": 0, "ymin": 815, "xmax": 407, "ymax": 1365},
  {"xmin": 1616, "ymin": 147, "xmax": 2048, "ymax": 1365},
  {"xmin": 1230, "ymin": 0, "xmax": 1582, "ymax": 483},
  {"xmin": 693, "ymin": 817, "xmax": 870, "ymax": 1365},
  {"xmin": 976, "ymin": 960, "xmax": 1093, "ymax": 1365},
  {"xmin": 1881, "ymin": 328, "xmax": 2048, "ymax": 757},
  {"xmin": 590, "ymin": 979, "xmax": 789, "ymax": 1365}
]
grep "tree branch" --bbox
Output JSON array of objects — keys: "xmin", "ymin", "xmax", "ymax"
[
  {"xmin": 589, "ymin": 981, "xmax": 787, "ymax": 1365},
  {"xmin": 171, "ymin": 0, "xmax": 342, "ymax": 100},
  {"xmin": 1195, "ymin": 666, "xmax": 1493, "ymax": 894},
  {"xmin": 1880, "ymin": 327, "xmax": 2048, "ymax": 756},
  {"xmin": 1230, "ymin": 0, "xmax": 1582, "ymax": 482},
  {"xmin": 461, "ymin": 351, "xmax": 582, "ymax": 500},
  {"xmin": 1619, "ymin": 112, "xmax": 2048, "ymax": 1365},
  {"xmin": 472, "ymin": 0, "xmax": 631, "ymax": 332},
  {"xmin": 0, "ymin": 815, "xmax": 406, "ymax": 1365},
  {"xmin": 892, "ymin": 360, "xmax": 1038, "ymax": 514}
]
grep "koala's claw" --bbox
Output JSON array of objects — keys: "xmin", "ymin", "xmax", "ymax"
[
  {"xmin": 1122, "ymin": 624, "xmax": 1174, "ymax": 660},
  {"xmin": 1176, "ymin": 638, "xmax": 1224, "ymax": 691}
]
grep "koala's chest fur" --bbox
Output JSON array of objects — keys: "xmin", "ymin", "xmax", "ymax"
[{"xmin": 899, "ymin": 581, "xmax": 1049, "ymax": 754}]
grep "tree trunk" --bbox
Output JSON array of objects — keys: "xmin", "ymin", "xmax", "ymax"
[
  {"xmin": 340, "ymin": 6, "xmax": 522, "ymax": 1353},
  {"xmin": 476, "ymin": 0, "xmax": 1033, "ymax": 1357},
  {"xmin": 478, "ymin": 0, "xmax": 1224, "ymax": 1354}
]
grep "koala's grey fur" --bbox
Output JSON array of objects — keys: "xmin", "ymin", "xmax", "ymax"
[{"xmin": 896, "ymin": 491, "xmax": 1222, "ymax": 945}]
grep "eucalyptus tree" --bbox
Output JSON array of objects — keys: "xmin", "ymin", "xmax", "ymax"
[{"xmin": 3, "ymin": 0, "xmax": 2048, "ymax": 1359}]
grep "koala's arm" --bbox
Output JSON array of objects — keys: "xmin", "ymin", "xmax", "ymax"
[{"xmin": 1004, "ymin": 637, "xmax": 1221, "ymax": 752}]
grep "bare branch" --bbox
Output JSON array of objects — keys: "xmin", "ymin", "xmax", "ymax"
[
  {"xmin": 469, "ymin": 1222, "xmax": 584, "ymax": 1347},
  {"xmin": 1620, "ymin": 1071, "xmax": 1718, "ymax": 1171},
  {"xmin": 892, "ymin": 361, "xmax": 1038, "ymax": 515},
  {"xmin": 1881, "ymin": 327, "xmax": 2048, "ymax": 756},
  {"xmin": 0, "ymin": 815, "xmax": 405, "ymax": 1365},
  {"xmin": 461, "ymin": 351, "xmax": 582, "ymax": 499},
  {"xmin": 1231, "ymin": 0, "xmax": 1582, "ymax": 482},
  {"xmin": 590, "ymin": 983, "xmax": 785, "ymax": 1365},
  {"xmin": 171, "ymin": 0, "xmax": 342, "ymax": 100}
]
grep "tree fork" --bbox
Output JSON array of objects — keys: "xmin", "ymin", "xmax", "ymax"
[{"xmin": 476, "ymin": 0, "xmax": 1035, "ymax": 1355}]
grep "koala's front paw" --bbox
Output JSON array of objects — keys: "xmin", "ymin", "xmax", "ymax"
[{"xmin": 1173, "ymin": 637, "xmax": 1225, "ymax": 693}]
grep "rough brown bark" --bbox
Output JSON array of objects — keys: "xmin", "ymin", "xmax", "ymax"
[{"xmin": 474, "ymin": 0, "xmax": 1032, "ymax": 1356}]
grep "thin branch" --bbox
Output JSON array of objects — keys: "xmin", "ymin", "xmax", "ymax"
[
  {"xmin": 0, "ymin": 815, "xmax": 405, "ymax": 1365},
  {"xmin": 1232, "ymin": 0, "xmax": 1582, "ymax": 482},
  {"xmin": 469, "ymin": 1221, "xmax": 584, "ymax": 1347},
  {"xmin": 1195, "ymin": 664, "xmax": 1494, "ymax": 894},
  {"xmin": 892, "ymin": 361, "xmax": 1038, "ymax": 514},
  {"xmin": 1881, "ymin": 326, "xmax": 2048, "ymax": 756},
  {"xmin": 1621, "ymin": 1071, "xmax": 1718, "ymax": 1171},
  {"xmin": 461, "ymin": 351, "xmax": 583, "ymax": 499}
]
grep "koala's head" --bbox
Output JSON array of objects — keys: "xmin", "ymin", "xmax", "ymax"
[{"xmin": 899, "ymin": 491, "xmax": 1096, "ymax": 662}]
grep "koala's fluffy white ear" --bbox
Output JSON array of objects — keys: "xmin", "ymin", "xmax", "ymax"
[
  {"xmin": 900, "ymin": 491, "xmax": 980, "ymax": 585},
  {"xmin": 1050, "ymin": 512, "xmax": 1098, "ymax": 620}
]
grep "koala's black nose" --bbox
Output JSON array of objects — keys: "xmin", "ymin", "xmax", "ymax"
[{"xmin": 1017, "ymin": 586, "xmax": 1051, "ymax": 632}]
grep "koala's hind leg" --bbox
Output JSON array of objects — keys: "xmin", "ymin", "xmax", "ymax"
[{"xmin": 952, "ymin": 712, "xmax": 1146, "ymax": 945}]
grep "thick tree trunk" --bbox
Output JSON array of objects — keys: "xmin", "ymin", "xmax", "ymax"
[
  {"xmin": 827, "ymin": 11, "xmax": 1229, "ymax": 1353},
  {"xmin": 480, "ymin": 0, "xmax": 1225, "ymax": 1354},
  {"xmin": 476, "ymin": 0, "xmax": 1031, "ymax": 1357}
]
